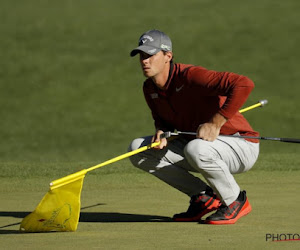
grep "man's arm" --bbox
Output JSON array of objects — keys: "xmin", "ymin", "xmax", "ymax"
[{"xmin": 186, "ymin": 67, "xmax": 255, "ymax": 141}]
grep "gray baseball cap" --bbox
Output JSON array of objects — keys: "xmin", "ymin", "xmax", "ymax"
[{"xmin": 130, "ymin": 29, "xmax": 172, "ymax": 57}]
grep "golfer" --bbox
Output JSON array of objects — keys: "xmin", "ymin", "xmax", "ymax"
[{"xmin": 129, "ymin": 29, "xmax": 259, "ymax": 224}]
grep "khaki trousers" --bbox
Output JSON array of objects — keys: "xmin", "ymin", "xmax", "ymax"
[{"xmin": 129, "ymin": 135, "xmax": 259, "ymax": 205}]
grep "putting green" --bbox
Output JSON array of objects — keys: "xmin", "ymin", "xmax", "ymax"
[{"xmin": 0, "ymin": 157, "xmax": 299, "ymax": 249}]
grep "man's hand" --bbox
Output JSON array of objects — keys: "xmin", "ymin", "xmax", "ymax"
[
  {"xmin": 152, "ymin": 130, "xmax": 167, "ymax": 149},
  {"xmin": 197, "ymin": 113, "xmax": 227, "ymax": 141},
  {"xmin": 197, "ymin": 123, "xmax": 221, "ymax": 141}
]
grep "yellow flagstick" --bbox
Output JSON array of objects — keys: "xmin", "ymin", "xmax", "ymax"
[
  {"xmin": 239, "ymin": 99, "xmax": 268, "ymax": 113},
  {"xmin": 49, "ymin": 99, "xmax": 268, "ymax": 190},
  {"xmin": 20, "ymin": 100, "xmax": 267, "ymax": 232},
  {"xmin": 49, "ymin": 141, "xmax": 161, "ymax": 190}
]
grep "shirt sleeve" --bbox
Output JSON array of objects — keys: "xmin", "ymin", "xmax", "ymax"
[{"xmin": 185, "ymin": 66, "xmax": 255, "ymax": 119}]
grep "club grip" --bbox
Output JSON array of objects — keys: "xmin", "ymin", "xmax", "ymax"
[
  {"xmin": 160, "ymin": 131, "xmax": 172, "ymax": 139},
  {"xmin": 280, "ymin": 138, "xmax": 300, "ymax": 143}
]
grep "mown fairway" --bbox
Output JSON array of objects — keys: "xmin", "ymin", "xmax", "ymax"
[{"xmin": 0, "ymin": 0, "xmax": 299, "ymax": 249}]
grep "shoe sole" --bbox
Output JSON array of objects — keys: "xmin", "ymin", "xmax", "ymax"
[
  {"xmin": 204, "ymin": 199, "xmax": 252, "ymax": 225},
  {"xmin": 173, "ymin": 199, "xmax": 221, "ymax": 222}
]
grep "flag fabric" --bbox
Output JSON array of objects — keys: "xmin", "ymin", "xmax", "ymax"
[{"xmin": 20, "ymin": 170, "xmax": 86, "ymax": 232}]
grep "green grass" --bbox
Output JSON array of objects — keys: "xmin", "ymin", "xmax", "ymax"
[
  {"xmin": 1, "ymin": 156, "xmax": 300, "ymax": 249},
  {"xmin": 0, "ymin": 0, "xmax": 300, "ymax": 249},
  {"xmin": 1, "ymin": 159, "xmax": 300, "ymax": 249}
]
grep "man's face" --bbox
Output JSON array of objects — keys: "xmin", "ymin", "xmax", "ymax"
[{"xmin": 139, "ymin": 51, "xmax": 170, "ymax": 78}]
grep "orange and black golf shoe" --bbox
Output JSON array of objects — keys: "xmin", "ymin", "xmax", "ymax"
[
  {"xmin": 173, "ymin": 191, "xmax": 221, "ymax": 222},
  {"xmin": 204, "ymin": 190, "xmax": 252, "ymax": 225}
]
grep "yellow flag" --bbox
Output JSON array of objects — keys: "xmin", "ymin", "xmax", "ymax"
[
  {"xmin": 19, "ymin": 142, "xmax": 161, "ymax": 232},
  {"xmin": 20, "ymin": 171, "xmax": 86, "ymax": 232}
]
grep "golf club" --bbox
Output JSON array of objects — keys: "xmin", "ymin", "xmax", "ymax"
[{"xmin": 160, "ymin": 99, "xmax": 269, "ymax": 141}]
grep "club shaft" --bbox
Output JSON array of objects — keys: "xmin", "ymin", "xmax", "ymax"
[
  {"xmin": 169, "ymin": 132, "xmax": 300, "ymax": 143},
  {"xmin": 221, "ymin": 135, "xmax": 300, "ymax": 143}
]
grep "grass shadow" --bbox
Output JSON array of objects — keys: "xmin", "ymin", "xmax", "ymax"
[
  {"xmin": 79, "ymin": 212, "xmax": 172, "ymax": 223},
  {"xmin": 0, "ymin": 210, "xmax": 172, "ymax": 230},
  {"xmin": 0, "ymin": 229, "xmax": 23, "ymax": 235},
  {"xmin": 0, "ymin": 211, "xmax": 30, "ymax": 220}
]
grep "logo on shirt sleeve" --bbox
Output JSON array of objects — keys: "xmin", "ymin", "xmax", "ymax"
[{"xmin": 150, "ymin": 93, "xmax": 158, "ymax": 99}]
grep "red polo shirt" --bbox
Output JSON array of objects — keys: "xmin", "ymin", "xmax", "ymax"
[{"xmin": 143, "ymin": 63, "xmax": 259, "ymax": 143}]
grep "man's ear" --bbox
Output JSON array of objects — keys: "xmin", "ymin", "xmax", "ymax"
[{"xmin": 165, "ymin": 51, "xmax": 173, "ymax": 63}]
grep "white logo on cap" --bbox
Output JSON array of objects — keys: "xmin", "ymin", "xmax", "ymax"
[
  {"xmin": 148, "ymin": 48, "xmax": 157, "ymax": 54},
  {"xmin": 140, "ymin": 35, "xmax": 154, "ymax": 44},
  {"xmin": 161, "ymin": 44, "xmax": 171, "ymax": 50}
]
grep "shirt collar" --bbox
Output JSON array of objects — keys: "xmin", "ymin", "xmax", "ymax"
[{"xmin": 160, "ymin": 62, "xmax": 175, "ymax": 92}]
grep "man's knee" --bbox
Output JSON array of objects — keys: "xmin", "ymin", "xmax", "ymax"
[
  {"xmin": 128, "ymin": 136, "xmax": 154, "ymax": 169},
  {"xmin": 184, "ymin": 139, "xmax": 217, "ymax": 170},
  {"xmin": 128, "ymin": 138, "xmax": 144, "ymax": 152},
  {"xmin": 128, "ymin": 138, "xmax": 144, "ymax": 168}
]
